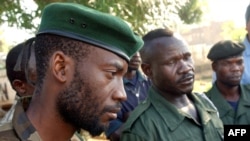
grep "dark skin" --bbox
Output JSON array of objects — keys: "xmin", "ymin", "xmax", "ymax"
[
  {"xmin": 213, "ymin": 56, "xmax": 244, "ymax": 102},
  {"xmin": 15, "ymin": 40, "xmax": 81, "ymax": 140},
  {"xmin": 10, "ymin": 43, "xmax": 36, "ymax": 109},
  {"xmin": 12, "ymin": 79, "xmax": 34, "ymax": 97},
  {"xmin": 26, "ymin": 45, "xmax": 127, "ymax": 141},
  {"xmin": 142, "ymin": 36, "xmax": 198, "ymax": 120},
  {"xmin": 124, "ymin": 52, "xmax": 141, "ymax": 79},
  {"xmin": 109, "ymin": 52, "xmax": 142, "ymax": 141}
]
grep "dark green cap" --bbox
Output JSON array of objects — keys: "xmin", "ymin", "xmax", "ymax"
[
  {"xmin": 207, "ymin": 40, "xmax": 245, "ymax": 61},
  {"xmin": 37, "ymin": 2, "xmax": 143, "ymax": 61}
]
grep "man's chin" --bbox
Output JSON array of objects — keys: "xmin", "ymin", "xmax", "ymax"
[
  {"xmin": 86, "ymin": 123, "xmax": 107, "ymax": 137},
  {"xmin": 89, "ymin": 129, "xmax": 105, "ymax": 137}
]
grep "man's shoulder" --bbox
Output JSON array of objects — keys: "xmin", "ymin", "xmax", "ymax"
[
  {"xmin": 240, "ymin": 84, "xmax": 250, "ymax": 97},
  {"xmin": 0, "ymin": 122, "xmax": 13, "ymax": 132},
  {"xmin": 192, "ymin": 92, "xmax": 218, "ymax": 110},
  {"xmin": 241, "ymin": 84, "xmax": 250, "ymax": 90},
  {"xmin": 123, "ymin": 99, "xmax": 155, "ymax": 131},
  {"xmin": 0, "ymin": 122, "xmax": 19, "ymax": 140}
]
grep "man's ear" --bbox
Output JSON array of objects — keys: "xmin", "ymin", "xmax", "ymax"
[
  {"xmin": 51, "ymin": 51, "xmax": 71, "ymax": 83},
  {"xmin": 212, "ymin": 61, "xmax": 217, "ymax": 72},
  {"xmin": 12, "ymin": 79, "xmax": 26, "ymax": 95},
  {"xmin": 141, "ymin": 63, "xmax": 152, "ymax": 78}
]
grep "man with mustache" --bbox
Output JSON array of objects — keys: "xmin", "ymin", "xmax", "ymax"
[
  {"xmin": 121, "ymin": 28, "xmax": 224, "ymax": 141},
  {"xmin": 0, "ymin": 2, "xmax": 143, "ymax": 141},
  {"xmin": 206, "ymin": 40, "xmax": 250, "ymax": 125}
]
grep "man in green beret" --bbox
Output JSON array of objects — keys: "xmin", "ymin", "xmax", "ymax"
[
  {"xmin": 205, "ymin": 40, "xmax": 250, "ymax": 125},
  {"xmin": 212, "ymin": 5, "xmax": 250, "ymax": 84},
  {"xmin": 0, "ymin": 2, "xmax": 143, "ymax": 141}
]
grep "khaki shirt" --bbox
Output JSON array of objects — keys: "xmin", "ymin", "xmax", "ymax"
[
  {"xmin": 0, "ymin": 100, "xmax": 84, "ymax": 141},
  {"xmin": 121, "ymin": 87, "xmax": 224, "ymax": 141}
]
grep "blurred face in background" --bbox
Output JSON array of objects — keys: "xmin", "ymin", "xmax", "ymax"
[{"xmin": 128, "ymin": 52, "xmax": 141, "ymax": 71}]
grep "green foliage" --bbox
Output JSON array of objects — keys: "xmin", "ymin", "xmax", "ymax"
[
  {"xmin": 0, "ymin": 0, "xmax": 38, "ymax": 30},
  {"xmin": 178, "ymin": 0, "xmax": 203, "ymax": 24},
  {"xmin": 0, "ymin": 0, "xmax": 204, "ymax": 35},
  {"xmin": 221, "ymin": 21, "xmax": 246, "ymax": 42}
]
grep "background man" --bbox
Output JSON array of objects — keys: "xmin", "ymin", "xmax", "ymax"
[
  {"xmin": 206, "ymin": 40, "xmax": 250, "ymax": 124},
  {"xmin": 213, "ymin": 4, "xmax": 250, "ymax": 84},
  {"xmin": 0, "ymin": 38, "xmax": 35, "ymax": 125}
]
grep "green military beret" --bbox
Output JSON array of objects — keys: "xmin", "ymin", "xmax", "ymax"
[
  {"xmin": 207, "ymin": 40, "xmax": 245, "ymax": 61},
  {"xmin": 37, "ymin": 2, "xmax": 143, "ymax": 62}
]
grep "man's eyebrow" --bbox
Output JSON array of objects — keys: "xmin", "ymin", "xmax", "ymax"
[{"xmin": 114, "ymin": 61, "xmax": 124, "ymax": 70}]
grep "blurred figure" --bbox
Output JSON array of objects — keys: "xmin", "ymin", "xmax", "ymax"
[
  {"xmin": 206, "ymin": 40, "xmax": 250, "ymax": 124},
  {"xmin": 106, "ymin": 52, "xmax": 151, "ymax": 141},
  {"xmin": 0, "ymin": 38, "xmax": 35, "ymax": 125},
  {"xmin": 241, "ymin": 4, "xmax": 250, "ymax": 84}
]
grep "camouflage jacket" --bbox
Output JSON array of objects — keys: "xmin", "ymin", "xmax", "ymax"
[{"xmin": 0, "ymin": 100, "xmax": 84, "ymax": 141}]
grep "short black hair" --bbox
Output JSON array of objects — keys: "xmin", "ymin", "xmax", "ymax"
[
  {"xmin": 142, "ymin": 28, "xmax": 173, "ymax": 42},
  {"xmin": 140, "ymin": 28, "xmax": 174, "ymax": 63},
  {"xmin": 34, "ymin": 34, "xmax": 91, "ymax": 92},
  {"xmin": 5, "ymin": 43, "xmax": 26, "ymax": 85}
]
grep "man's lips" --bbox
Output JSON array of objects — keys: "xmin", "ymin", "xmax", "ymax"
[
  {"xmin": 178, "ymin": 74, "xmax": 194, "ymax": 84},
  {"xmin": 229, "ymin": 75, "xmax": 241, "ymax": 81},
  {"xmin": 106, "ymin": 107, "xmax": 121, "ymax": 120}
]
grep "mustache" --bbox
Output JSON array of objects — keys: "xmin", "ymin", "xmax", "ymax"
[
  {"xmin": 177, "ymin": 73, "xmax": 194, "ymax": 83},
  {"xmin": 102, "ymin": 103, "xmax": 122, "ymax": 113}
]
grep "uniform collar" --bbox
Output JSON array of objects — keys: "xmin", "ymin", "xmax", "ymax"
[
  {"xmin": 206, "ymin": 84, "xmax": 233, "ymax": 117},
  {"xmin": 236, "ymin": 85, "xmax": 250, "ymax": 116},
  {"xmin": 12, "ymin": 101, "xmax": 41, "ymax": 140},
  {"xmin": 149, "ymin": 87, "xmax": 217, "ymax": 131}
]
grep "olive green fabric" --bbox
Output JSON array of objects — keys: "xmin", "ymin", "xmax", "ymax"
[
  {"xmin": 121, "ymin": 87, "xmax": 224, "ymax": 141},
  {"xmin": 0, "ymin": 101, "xmax": 84, "ymax": 141},
  {"xmin": 207, "ymin": 40, "xmax": 245, "ymax": 61},
  {"xmin": 37, "ymin": 2, "xmax": 143, "ymax": 61},
  {"xmin": 206, "ymin": 84, "xmax": 250, "ymax": 124}
]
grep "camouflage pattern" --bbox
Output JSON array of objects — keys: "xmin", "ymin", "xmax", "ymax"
[
  {"xmin": 0, "ymin": 100, "xmax": 40, "ymax": 140},
  {"xmin": 0, "ymin": 100, "xmax": 84, "ymax": 141}
]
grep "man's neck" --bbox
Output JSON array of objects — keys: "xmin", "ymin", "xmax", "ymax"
[
  {"xmin": 26, "ymin": 97, "xmax": 76, "ymax": 141},
  {"xmin": 215, "ymin": 82, "xmax": 240, "ymax": 102}
]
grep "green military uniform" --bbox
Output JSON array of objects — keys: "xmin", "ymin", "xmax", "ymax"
[
  {"xmin": 121, "ymin": 87, "xmax": 224, "ymax": 141},
  {"xmin": 0, "ymin": 100, "xmax": 84, "ymax": 141},
  {"xmin": 206, "ymin": 84, "xmax": 250, "ymax": 124},
  {"xmin": 0, "ymin": 100, "xmax": 42, "ymax": 140}
]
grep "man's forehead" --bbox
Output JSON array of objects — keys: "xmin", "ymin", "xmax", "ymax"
[{"xmin": 153, "ymin": 35, "xmax": 188, "ymax": 46}]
